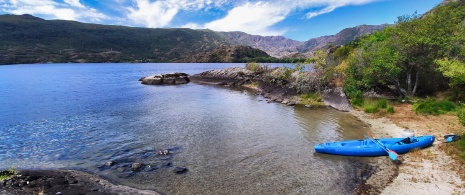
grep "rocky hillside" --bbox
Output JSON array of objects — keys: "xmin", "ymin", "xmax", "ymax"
[
  {"xmin": 296, "ymin": 24, "xmax": 389, "ymax": 54},
  {"xmin": 220, "ymin": 24, "xmax": 387, "ymax": 58},
  {"xmin": 218, "ymin": 32, "xmax": 303, "ymax": 58}
]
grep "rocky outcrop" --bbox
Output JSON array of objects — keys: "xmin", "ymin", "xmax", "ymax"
[
  {"xmin": 322, "ymin": 87, "xmax": 353, "ymax": 112},
  {"xmin": 192, "ymin": 67, "xmax": 353, "ymax": 110},
  {"xmin": 140, "ymin": 73, "xmax": 189, "ymax": 85},
  {"xmin": 191, "ymin": 67, "xmax": 300, "ymax": 106},
  {"xmin": 0, "ymin": 170, "xmax": 160, "ymax": 195}
]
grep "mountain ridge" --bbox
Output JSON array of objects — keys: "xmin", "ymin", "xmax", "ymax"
[{"xmin": 0, "ymin": 14, "xmax": 386, "ymax": 64}]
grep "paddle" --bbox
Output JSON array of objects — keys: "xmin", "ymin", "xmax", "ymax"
[{"xmin": 364, "ymin": 135, "xmax": 398, "ymax": 161}]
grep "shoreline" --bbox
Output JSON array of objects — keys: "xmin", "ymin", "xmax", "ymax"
[
  {"xmin": 2, "ymin": 67, "xmax": 464, "ymax": 194},
  {"xmin": 351, "ymin": 109, "xmax": 465, "ymax": 194}
]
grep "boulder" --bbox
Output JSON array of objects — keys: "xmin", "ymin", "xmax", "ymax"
[{"xmin": 140, "ymin": 73, "xmax": 190, "ymax": 85}]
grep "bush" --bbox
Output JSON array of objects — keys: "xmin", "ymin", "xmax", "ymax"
[
  {"xmin": 245, "ymin": 62, "xmax": 262, "ymax": 72},
  {"xmin": 413, "ymin": 98, "xmax": 456, "ymax": 115},
  {"xmin": 377, "ymin": 98, "xmax": 388, "ymax": 109},
  {"xmin": 458, "ymin": 106, "xmax": 465, "ymax": 126},
  {"xmin": 386, "ymin": 105, "xmax": 395, "ymax": 113},
  {"xmin": 363, "ymin": 101, "xmax": 380, "ymax": 113},
  {"xmin": 351, "ymin": 97, "xmax": 364, "ymax": 107}
]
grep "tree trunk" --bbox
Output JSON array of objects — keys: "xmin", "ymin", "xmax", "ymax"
[
  {"xmin": 393, "ymin": 78, "xmax": 406, "ymax": 97},
  {"xmin": 412, "ymin": 71, "xmax": 419, "ymax": 96}
]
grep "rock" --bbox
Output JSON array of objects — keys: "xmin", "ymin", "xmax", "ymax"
[
  {"xmin": 174, "ymin": 167, "xmax": 188, "ymax": 174},
  {"xmin": 140, "ymin": 72, "xmax": 190, "ymax": 85},
  {"xmin": 322, "ymin": 87, "xmax": 353, "ymax": 112},
  {"xmin": 131, "ymin": 163, "xmax": 143, "ymax": 171},
  {"xmin": 286, "ymin": 101, "xmax": 296, "ymax": 106},
  {"xmin": 105, "ymin": 161, "xmax": 114, "ymax": 166},
  {"xmin": 156, "ymin": 150, "xmax": 170, "ymax": 155}
]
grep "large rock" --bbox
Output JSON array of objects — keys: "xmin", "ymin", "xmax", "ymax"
[
  {"xmin": 140, "ymin": 73, "xmax": 189, "ymax": 85},
  {"xmin": 322, "ymin": 87, "xmax": 353, "ymax": 112}
]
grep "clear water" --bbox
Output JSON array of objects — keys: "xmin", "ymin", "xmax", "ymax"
[{"xmin": 0, "ymin": 63, "xmax": 373, "ymax": 194}]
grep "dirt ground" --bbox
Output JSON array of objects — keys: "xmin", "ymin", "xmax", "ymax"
[{"xmin": 353, "ymin": 102, "xmax": 465, "ymax": 195}]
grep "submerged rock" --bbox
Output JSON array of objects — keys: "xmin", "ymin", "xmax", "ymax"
[
  {"xmin": 174, "ymin": 166, "xmax": 188, "ymax": 174},
  {"xmin": 140, "ymin": 72, "xmax": 189, "ymax": 85}
]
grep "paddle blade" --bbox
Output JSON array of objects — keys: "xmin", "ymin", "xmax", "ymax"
[
  {"xmin": 387, "ymin": 150, "xmax": 398, "ymax": 161},
  {"xmin": 446, "ymin": 136, "xmax": 453, "ymax": 143}
]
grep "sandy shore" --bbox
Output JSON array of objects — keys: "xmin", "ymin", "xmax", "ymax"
[{"xmin": 351, "ymin": 110, "xmax": 465, "ymax": 195}]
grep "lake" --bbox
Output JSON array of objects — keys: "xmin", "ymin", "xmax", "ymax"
[{"xmin": 0, "ymin": 63, "xmax": 374, "ymax": 194}]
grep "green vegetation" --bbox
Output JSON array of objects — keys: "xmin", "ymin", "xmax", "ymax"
[
  {"xmin": 457, "ymin": 105, "xmax": 465, "ymax": 126},
  {"xmin": 360, "ymin": 98, "xmax": 394, "ymax": 114},
  {"xmin": 412, "ymin": 98, "xmax": 456, "ymax": 115},
  {"xmin": 245, "ymin": 62, "xmax": 263, "ymax": 72},
  {"xmin": 298, "ymin": 93, "xmax": 324, "ymax": 107},
  {"xmin": 0, "ymin": 166, "xmax": 15, "ymax": 181},
  {"xmin": 333, "ymin": 1, "xmax": 465, "ymax": 101}
]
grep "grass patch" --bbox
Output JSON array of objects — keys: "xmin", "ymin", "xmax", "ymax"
[
  {"xmin": 363, "ymin": 100, "xmax": 380, "ymax": 113},
  {"xmin": 457, "ymin": 106, "xmax": 465, "ymax": 126},
  {"xmin": 245, "ymin": 62, "xmax": 263, "ymax": 72},
  {"xmin": 298, "ymin": 93, "xmax": 324, "ymax": 107},
  {"xmin": 412, "ymin": 98, "xmax": 456, "ymax": 115},
  {"xmin": 0, "ymin": 166, "xmax": 15, "ymax": 181},
  {"xmin": 361, "ymin": 98, "xmax": 394, "ymax": 114}
]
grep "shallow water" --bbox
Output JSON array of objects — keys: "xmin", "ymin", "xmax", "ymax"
[{"xmin": 0, "ymin": 63, "xmax": 373, "ymax": 194}]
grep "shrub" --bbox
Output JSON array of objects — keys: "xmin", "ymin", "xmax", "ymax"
[
  {"xmin": 386, "ymin": 105, "xmax": 395, "ymax": 113},
  {"xmin": 377, "ymin": 98, "xmax": 388, "ymax": 109},
  {"xmin": 0, "ymin": 166, "xmax": 15, "ymax": 181},
  {"xmin": 363, "ymin": 100, "xmax": 380, "ymax": 113},
  {"xmin": 245, "ymin": 62, "xmax": 262, "ymax": 72},
  {"xmin": 351, "ymin": 97, "xmax": 364, "ymax": 107},
  {"xmin": 413, "ymin": 98, "xmax": 456, "ymax": 115},
  {"xmin": 457, "ymin": 106, "xmax": 465, "ymax": 126}
]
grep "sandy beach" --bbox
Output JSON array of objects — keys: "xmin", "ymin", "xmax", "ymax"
[{"xmin": 352, "ymin": 107, "xmax": 465, "ymax": 195}]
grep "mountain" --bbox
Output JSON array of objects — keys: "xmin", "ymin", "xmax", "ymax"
[
  {"xmin": 218, "ymin": 32, "xmax": 303, "ymax": 58},
  {"xmin": 220, "ymin": 24, "xmax": 388, "ymax": 58},
  {"xmin": 0, "ymin": 14, "xmax": 386, "ymax": 65},
  {"xmin": 297, "ymin": 24, "xmax": 388, "ymax": 53},
  {"xmin": 0, "ymin": 14, "xmax": 233, "ymax": 64}
]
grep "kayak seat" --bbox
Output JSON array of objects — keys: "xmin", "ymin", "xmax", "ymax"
[{"xmin": 396, "ymin": 137, "xmax": 418, "ymax": 145}]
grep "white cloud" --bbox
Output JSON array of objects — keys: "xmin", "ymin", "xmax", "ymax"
[
  {"xmin": 64, "ymin": 0, "xmax": 84, "ymax": 8},
  {"xmin": 189, "ymin": 0, "xmax": 383, "ymax": 36},
  {"xmin": 128, "ymin": 0, "xmax": 179, "ymax": 28},
  {"xmin": 0, "ymin": 0, "xmax": 384, "ymax": 37},
  {"xmin": 126, "ymin": 0, "xmax": 230, "ymax": 28},
  {"xmin": 1, "ymin": 0, "xmax": 108, "ymax": 22},
  {"xmin": 204, "ymin": 1, "xmax": 288, "ymax": 36}
]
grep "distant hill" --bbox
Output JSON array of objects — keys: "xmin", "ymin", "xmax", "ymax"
[
  {"xmin": 0, "ymin": 14, "xmax": 386, "ymax": 65},
  {"xmin": 219, "ymin": 24, "xmax": 388, "ymax": 58},
  {"xmin": 218, "ymin": 32, "xmax": 303, "ymax": 58},
  {"xmin": 296, "ymin": 24, "xmax": 389, "ymax": 54},
  {"xmin": 0, "ymin": 14, "xmax": 234, "ymax": 64}
]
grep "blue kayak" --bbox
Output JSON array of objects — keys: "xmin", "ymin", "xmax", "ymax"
[{"xmin": 314, "ymin": 135, "xmax": 435, "ymax": 157}]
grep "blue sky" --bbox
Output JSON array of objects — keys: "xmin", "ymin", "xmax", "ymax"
[{"xmin": 0, "ymin": 0, "xmax": 442, "ymax": 41}]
